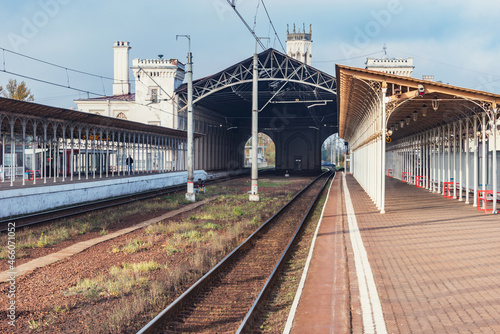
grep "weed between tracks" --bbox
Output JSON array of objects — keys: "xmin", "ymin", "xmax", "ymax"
[
  {"xmin": 0, "ymin": 193, "xmax": 192, "ymax": 260},
  {"xmin": 74, "ymin": 184, "xmax": 294, "ymax": 333},
  {"xmin": 3, "ymin": 177, "xmax": 311, "ymax": 333}
]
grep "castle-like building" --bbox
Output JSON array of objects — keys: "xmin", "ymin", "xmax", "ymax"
[
  {"xmin": 365, "ymin": 56, "xmax": 414, "ymax": 77},
  {"xmin": 75, "ymin": 41, "xmax": 185, "ymax": 128},
  {"xmin": 76, "ymin": 24, "xmax": 315, "ymax": 127}
]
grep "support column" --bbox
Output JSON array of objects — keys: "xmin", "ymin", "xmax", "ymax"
[
  {"xmin": 53, "ymin": 127, "xmax": 58, "ymax": 183},
  {"xmin": 99, "ymin": 129, "xmax": 103, "ymax": 179},
  {"xmin": 458, "ymin": 121, "xmax": 463, "ymax": 201},
  {"xmin": 43, "ymin": 123, "xmax": 48, "ymax": 184},
  {"xmin": 380, "ymin": 85, "xmax": 387, "ymax": 213},
  {"xmin": 447, "ymin": 124, "xmax": 451, "ymax": 185},
  {"xmin": 70, "ymin": 126, "xmax": 74, "ymax": 182},
  {"xmin": 453, "ymin": 122, "xmax": 457, "ymax": 199},
  {"xmin": 481, "ymin": 113, "xmax": 487, "ymax": 210},
  {"xmin": 473, "ymin": 116, "xmax": 478, "ymax": 207},
  {"xmin": 22, "ymin": 120, "xmax": 27, "ymax": 186},
  {"xmin": 465, "ymin": 119, "xmax": 470, "ymax": 204},
  {"xmin": 492, "ymin": 108, "xmax": 497, "ymax": 214},
  {"xmin": 441, "ymin": 126, "xmax": 445, "ymax": 195}
]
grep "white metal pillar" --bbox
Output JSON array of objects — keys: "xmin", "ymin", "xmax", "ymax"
[
  {"xmin": 481, "ymin": 113, "xmax": 487, "ymax": 210},
  {"xmin": 381, "ymin": 85, "xmax": 387, "ymax": 213},
  {"xmin": 453, "ymin": 122, "xmax": 458, "ymax": 198},
  {"xmin": 473, "ymin": 116, "xmax": 478, "ymax": 207},
  {"xmin": 458, "ymin": 121, "xmax": 463, "ymax": 201},
  {"xmin": 22, "ymin": 120, "xmax": 26, "ymax": 186},
  {"xmin": 441, "ymin": 126, "xmax": 445, "ymax": 194},
  {"xmin": 492, "ymin": 108, "xmax": 497, "ymax": 214},
  {"xmin": 70, "ymin": 127, "xmax": 74, "ymax": 182},
  {"xmin": 465, "ymin": 118, "xmax": 470, "ymax": 204}
]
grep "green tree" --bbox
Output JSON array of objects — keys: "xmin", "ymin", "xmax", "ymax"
[{"xmin": 5, "ymin": 79, "xmax": 34, "ymax": 101}]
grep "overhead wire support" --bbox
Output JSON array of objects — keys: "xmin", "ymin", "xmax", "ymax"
[
  {"xmin": 226, "ymin": 0, "xmax": 266, "ymax": 51},
  {"xmin": 260, "ymin": 0, "xmax": 286, "ymax": 53}
]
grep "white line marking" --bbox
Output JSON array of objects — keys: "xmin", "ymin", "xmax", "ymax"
[
  {"xmin": 343, "ymin": 173, "xmax": 387, "ymax": 334},
  {"xmin": 282, "ymin": 174, "xmax": 336, "ymax": 334}
]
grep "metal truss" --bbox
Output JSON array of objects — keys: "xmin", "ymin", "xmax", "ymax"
[{"xmin": 177, "ymin": 48, "xmax": 336, "ymax": 105}]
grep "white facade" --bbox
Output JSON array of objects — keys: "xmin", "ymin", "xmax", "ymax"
[
  {"xmin": 365, "ymin": 57, "xmax": 414, "ymax": 77},
  {"xmin": 286, "ymin": 24, "xmax": 312, "ymax": 65},
  {"xmin": 75, "ymin": 41, "xmax": 185, "ymax": 129}
]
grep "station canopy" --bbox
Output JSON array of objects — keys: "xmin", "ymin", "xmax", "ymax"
[
  {"xmin": 336, "ymin": 64, "xmax": 500, "ymax": 144},
  {"xmin": 0, "ymin": 97, "xmax": 194, "ymax": 138}
]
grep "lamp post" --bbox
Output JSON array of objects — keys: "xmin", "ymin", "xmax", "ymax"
[{"xmin": 177, "ymin": 35, "xmax": 195, "ymax": 202}]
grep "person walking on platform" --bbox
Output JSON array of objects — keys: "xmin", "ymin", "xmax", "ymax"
[{"xmin": 126, "ymin": 156, "xmax": 134, "ymax": 174}]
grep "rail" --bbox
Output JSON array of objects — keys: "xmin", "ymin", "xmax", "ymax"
[{"xmin": 137, "ymin": 170, "xmax": 334, "ymax": 333}]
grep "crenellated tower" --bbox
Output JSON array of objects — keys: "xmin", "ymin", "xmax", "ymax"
[{"xmin": 286, "ymin": 23, "xmax": 312, "ymax": 65}]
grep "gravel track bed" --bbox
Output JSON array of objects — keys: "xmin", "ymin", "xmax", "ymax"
[
  {"xmin": 153, "ymin": 175, "xmax": 326, "ymax": 333},
  {"xmin": 0, "ymin": 175, "xmax": 314, "ymax": 333}
]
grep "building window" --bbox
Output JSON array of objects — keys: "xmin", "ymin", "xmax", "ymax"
[
  {"xmin": 116, "ymin": 112, "xmax": 127, "ymax": 119},
  {"xmin": 151, "ymin": 88, "xmax": 158, "ymax": 103},
  {"xmin": 148, "ymin": 121, "xmax": 161, "ymax": 126}
]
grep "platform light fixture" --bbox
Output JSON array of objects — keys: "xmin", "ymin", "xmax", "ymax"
[
  {"xmin": 421, "ymin": 104, "xmax": 428, "ymax": 117},
  {"xmin": 405, "ymin": 115, "xmax": 411, "ymax": 126},
  {"xmin": 412, "ymin": 110, "xmax": 418, "ymax": 122},
  {"xmin": 394, "ymin": 123, "xmax": 399, "ymax": 130},
  {"xmin": 400, "ymin": 119, "xmax": 405, "ymax": 128},
  {"xmin": 432, "ymin": 96, "xmax": 439, "ymax": 111}
]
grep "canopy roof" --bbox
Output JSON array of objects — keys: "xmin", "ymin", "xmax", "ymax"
[
  {"xmin": 0, "ymin": 97, "xmax": 197, "ymax": 138},
  {"xmin": 336, "ymin": 64, "xmax": 500, "ymax": 143},
  {"xmin": 176, "ymin": 48, "xmax": 337, "ymax": 132}
]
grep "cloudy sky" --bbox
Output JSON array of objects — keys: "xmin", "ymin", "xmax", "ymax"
[{"xmin": 1, "ymin": 0, "xmax": 500, "ymax": 109}]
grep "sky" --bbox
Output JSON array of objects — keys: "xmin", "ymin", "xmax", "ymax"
[{"xmin": 1, "ymin": 0, "xmax": 500, "ymax": 109}]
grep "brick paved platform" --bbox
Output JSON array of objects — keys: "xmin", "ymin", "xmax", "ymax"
[{"xmin": 289, "ymin": 172, "xmax": 500, "ymax": 334}]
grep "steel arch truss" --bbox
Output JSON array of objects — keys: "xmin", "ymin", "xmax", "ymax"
[{"xmin": 176, "ymin": 48, "xmax": 336, "ymax": 105}]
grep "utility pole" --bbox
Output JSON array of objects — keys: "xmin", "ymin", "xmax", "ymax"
[
  {"xmin": 177, "ymin": 35, "xmax": 195, "ymax": 202},
  {"xmin": 249, "ymin": 41, "xmax": 260, "ymax": 201},
  {"xmin": 249, "ymin": 38, "xmax": 267, "ymax": 201}
]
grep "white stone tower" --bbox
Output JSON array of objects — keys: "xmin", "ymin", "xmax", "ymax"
[
  {"xmin": 112, "ymin": 41, "xmax": 131, "ymax": 95},
  {"xmin": 286, "ymin": 24, "xmax": 312, "ymax": 65}
]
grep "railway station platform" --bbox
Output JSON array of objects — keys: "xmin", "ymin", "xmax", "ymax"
[
  {"xmin": 287, "ymin": 173, "xmax": 500, "ymax": 333},
  {"xmin": 0, "ymin": 169, "xmax": 223, "ymax": 219}
]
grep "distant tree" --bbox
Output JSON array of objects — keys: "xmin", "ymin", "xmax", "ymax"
[{"xmin": 5, "ymin": 79, "xmax": 34, "ymax": 101}]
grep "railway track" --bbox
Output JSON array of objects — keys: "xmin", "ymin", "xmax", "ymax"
[
  {"xmin": 138, "ymin": 170, "xmax": 334, "ymax": 333},
  {"xmin": 0, "ymin": 171, "xmax": 255, "ymax": 232}
]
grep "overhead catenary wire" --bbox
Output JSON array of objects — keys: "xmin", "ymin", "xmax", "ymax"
[
  {"xmin": 260, "ymin": 0, "xmax": 286, "ymax": 53},
  {"xmin": 1, "ymin": 69, "xmax": 104, "ymax": 97},
  {"xmin": 0, "ymin": 46, "xmax": 189, "ymax": 119},
  {"xmin": 0, "ymin": 46, "xmax": 123, "ymax": 82},
  {"xmin": 226, "ymin": 0, "xmax": 266, "ymax": 51}
]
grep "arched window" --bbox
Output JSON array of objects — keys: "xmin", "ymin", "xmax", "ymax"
[{"xmin": 116, "ymin": 112, "xmax": 127, "ymax": 120}]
